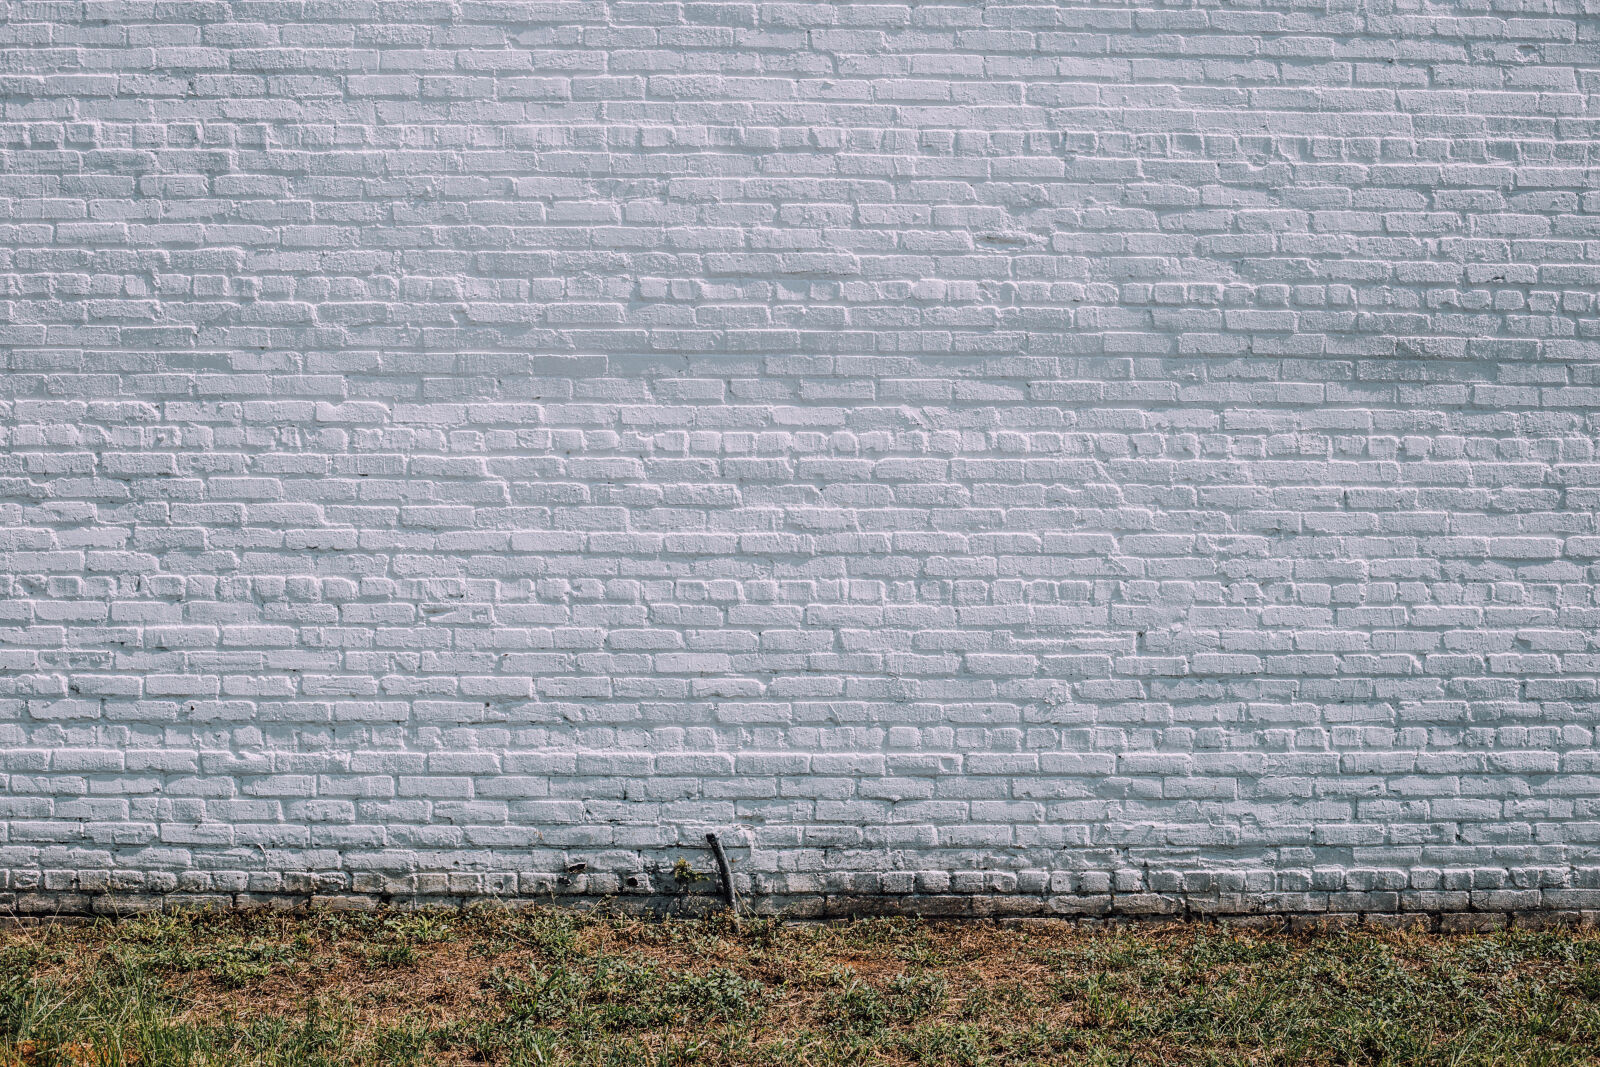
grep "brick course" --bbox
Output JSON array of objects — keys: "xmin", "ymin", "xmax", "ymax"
[{"xmin": 3, "ymin": 0, "xmax": 1600, "ymax": 920}]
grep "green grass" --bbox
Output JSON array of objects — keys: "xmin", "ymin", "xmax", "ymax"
[{"xmin": 2, "ymin": 908, "xmax": 1599, "ymax": 1065}]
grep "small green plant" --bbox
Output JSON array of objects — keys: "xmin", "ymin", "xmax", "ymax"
[
  {"xmin": 671, "ymin": 858, "xmax": 706, "ymax": 888},
  {"xmin": 886, "ymin": 972, "xmax": 947, "ymax": 1022},
  {"xmin": 819, "ymin": 971, "xmax": 948, "ymax": 1032},
  {"xmin": 363, "ymin": 942, "xmax": 418, "ymax": 969},
  {"xmin": 822, "ymin": 977, "xmax": 889, "ymax": 1033},
  {"xmin": 520, "ymin": 909, "xmax": 582, "ymax": 960},
  {"xmin": 492, "ymin": 954, "xmax": 766, "ymax": 1033},
  {"xmin": 384, "ymin": 913, "xmax": 457, "ymax": 944}
]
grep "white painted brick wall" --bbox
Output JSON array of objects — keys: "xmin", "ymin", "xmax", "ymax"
[{"xmin": 3, "ymin": 0, "xmax": 1600, "ymax": 919}]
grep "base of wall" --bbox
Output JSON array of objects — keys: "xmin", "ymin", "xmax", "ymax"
[{"xmin": 6, "ymin": 888, "xmax": 1600, "ymax": 934}]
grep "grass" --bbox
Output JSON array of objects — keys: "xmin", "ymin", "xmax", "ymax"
[{"xmin": 2, "ymin": 908, "xmax": 1599, "ymax": 1065}]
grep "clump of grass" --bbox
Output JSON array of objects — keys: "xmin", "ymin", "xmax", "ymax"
[
  {"xmin": 2, "ymin": 909, "xmax": 1600, "ymax": 1065},
  {"xmin": 822, "ymin": 971, "xmax": 946, "ymax": 1033},
  {"xmin": 491, "ymin": 953, "xmax": 766, "ymax": 1032}
]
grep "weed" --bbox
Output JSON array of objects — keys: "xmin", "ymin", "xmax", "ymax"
[
  {"xmin": 671, "ymin": 858, "xmax": 706, "ymax": 888},
  {"xmin": 362, "ymin": 942, "xmax": 418, "ymax": 969},
  {"xmin": 494, "ymin": 953, "xmax": 766, "ymax": 1033}
]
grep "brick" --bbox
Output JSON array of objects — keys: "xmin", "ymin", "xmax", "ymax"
[{"xmin": 0, "ymin": 0, "xmax": 1595, "ymax": 919}]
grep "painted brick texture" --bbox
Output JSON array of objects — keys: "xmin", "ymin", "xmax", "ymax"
[{"xmin": 4, "ymin": 0, "xmax": 1600, "ymax": 920}]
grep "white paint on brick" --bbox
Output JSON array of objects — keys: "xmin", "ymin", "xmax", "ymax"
[{"xmin": 2, "ymin": 0, "xmax": 1600, "ymax": 917}]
